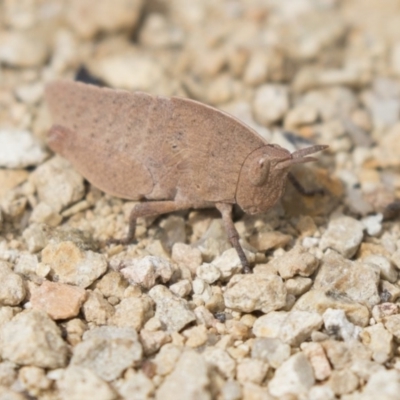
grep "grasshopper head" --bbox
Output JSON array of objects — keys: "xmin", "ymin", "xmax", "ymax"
[{"xmin": 236, "ymin": 144, "xmax": 328, "ymax": 214}]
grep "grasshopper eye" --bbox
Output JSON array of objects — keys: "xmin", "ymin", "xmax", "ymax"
[{"xmin": 249, "ymin": 157, "xmax": 270, "ymax": 186}]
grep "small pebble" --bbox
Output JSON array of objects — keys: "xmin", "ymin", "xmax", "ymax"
[
  {"xmin": 253, "ymin": 310, "xmax": 323, "ymax": 346},
  {"xmin": 30, "ymin": 281, "xmax": 86, "ymax": 320},
  {"xmin": 360, "ymin": 323, "xmax": 393, "ymax": 364},
  {"xmin": 320, "ymin": 216, "xmax": 364, "ymax": 258},
  {"xmin": 108, "ymin": 296, "xmax": 154, "ymax": 331},
  {"xmin": 119, "ymin": 256, "xmax": 174, "ymax": 289},
  {"xmin": 362, "ymin": 214, "xmax": 383, "ymax": 236},
  {"xmin": 0, "ymin": 261, "xmax": 26, "ymax": 306},
  {"xmin": 29, "ymin": 156, "xmax": 85, "ymax": 213},
  {"xmin": 270, "ymin": 246, "xmax": 320, "ymax": 279},
  {"xmin": 251, "ymin": 337, "xmax": 291, "ymax": 369},
  {"xmin": 253, "ymin": 84, "xmax": 289, "ymax": 126},
  {"xmin": 1, "ymin": 310, "xmax": 68, "ymax": 369},
  {"xmin": 0, "ymin": 129, "xmax": 47, "ymax": 168},
  {"xmin": 58, "ymin": 366, "xmax": 117, "ymax": 400},
  {"xmin": 42, "ymin": 241, "xmax": 107, "ymax": 288},
  {"xmin": 363, "ymin": 254, "xmax": 398, "ymax": 283},
  {"xmin": 156, "ymin": 351, "xmax": 210, "ymax": 400},
  {"xmin": 71, "ymin": 326, "xmax": 143, "ymax": 382},
  {"xmin": 323, "ymin": 308, "xmax": 361, "ymax": 342},
  {"xmin": 268, "ymin": 352, "xmax": 315, "ymax": 397},
  {"xmin": 224, "ymin": 273, "xmax": 286, "ymax": 313},
  {"xmin": 169, "ymin": 279, "xmax": 192, "ymax": 298},
  {"xmin": 203, "ymin": 347, "xmax": 236, "ymax": 380},
  {"xmin": 196, "ymin": 263, "xmax": 221, "ymax": 284},
  {"xmin": 149, "ymin": 285, "xmax": 196, "ymax": 332},
  {"xmin": 301, "ymin": 342, "xmax": 332, "ymax": 381}
]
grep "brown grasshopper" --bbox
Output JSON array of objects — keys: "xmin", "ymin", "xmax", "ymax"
[{"xmin": 45, "ymin": 80, "xmax": 327, "ymax": 273}]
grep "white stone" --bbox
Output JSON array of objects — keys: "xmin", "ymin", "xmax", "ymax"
[
  {"xmin": 193, "ymin": 220, "xmax": 231, "ymax": 263},
  {"xmin": 268, "ymin": 352, "xmax": 315, "ymax": 397},
  {"xmin": 172, "ymin": 242, "xmax": 203, "ymax": 275},
  {"xmin": 19, "ymin": 366, "xmax": 51, "ymax": 397},
  {"xmin": 224, "ymin": 274, "xmax": 286, "ymax": 313},
  {"xmin": 252, "ymin": 311, "xmax": 287, "ymax": 339},
  {"xmin": 372, "ymin": 303, "xmax": 398, "ymax": 322},
  {"xmin": 193, "ymin": 306, "xmax": 215, "ymax": 328},
  {"xmin": 30, "ymin": 202, "xmax": 62, "ymax": 227},
  {"xmin": 301, "ymin": 342, "xmax": 332, "ymax": 381},
  {"xmin": 253, "ymin": 84, "xmax": 289, "ymax": 126},
  {"xmin": 169, "ymin": 279, "xmax": 191, "ymax": 298},
  {"xmin": 196, "ymin": 263, "xmax": 221, "ymax": 284},
  {"xmin": 285, "ymin": 277, "xmax": 313, "ymax": 296},
  {"xmin": 203, "ymin": 347, "xmax": 236, "ymax": 380},
  {"xmin": 30, "ymin": 156, "xmax": 85, "ymax": 213},
  {"xmin": 350, "ymin": 359, "xmax": 385, "ymax": 384},
  {"xmin": 0, "ymin": 261, "xmax": 26, "ymax": 306},
  {"xmin": 280, "ymin": 311, "xmax": 323, "ymax": 346},
  {"xmin": 270, "ymin": 246, "xmax": 319, "ymax": 279},
  {"xmin": 82, "ymin": 291, "xmax": 115, "ymax": 325},
  {"xmin": 328, "ymin": 368, "xmax": 359, "ymax": 396},
  {"xmin": 15, "ymin": 82, "xmax": 43, "ymax": 105},
  {"xmin": 360, "ymin": 369, "xmax": 400, "ymax": 400},
  {"xmin": 362, "ymin": 214, "xmax": 383, "ymax": 236},
  {"xmin": 221, "ymin": 380, "xmax": 242, "ymax": 400},
  {"xmin": 363, "ymin": 255, "xmax": 398, "ymax": 283},
  {"xmin": 67, "ymin": 0, "xmax": 144, "ymax": 39},
  {"xmin": 42, "ymin": 241, "xmax": 107, "ymax": 288},
  {"xmin": 117, "ymin": 370, "xmax": 154, "ymax": 399},
  {"xmin": 253, "ymin": 310, "xmax": 323, "ymax": 346},
  {"xmin": 236, "ymin": 358, "xmax": 268, "ymax": 384},
  {"xmin": 1, "ymin": 310, "xmax": 68, "ymax": 369},
  {"xmin": 139, "ymin": 13, "xmax": 184, "ymax": 49},
  {"xmin": 365, "ymin": 79, "xmax": 400, "ymax": 131},
  {"xmin": 58, "ymin": 366, "xmax": 117, "ymax": 400},
  {"xmin": 360, "ymin": 323, "xmax": 393, "ymax": 364},
  {"xmin": 312, "ymin": 251, "xmax": 380, "ymax": 311},
  {"xmin": 119, "ymin": 256, "xmax": 174, "ymax": 289},
  {"xmin": 323, "ymin": 308, "xmax": 361, "ymax": 342},
  {"xmin": 308, "ymin": 385, "xmax": 336, "ymax": 400},
  {"xmin": 22, "ymin": 223, "xmax": 47, "ymax": 253},
  {"xmin": 153, "ymin": 344, "xmax": 182, "ymax": 377},
  {"xmin": 89, "ymin": 53, "xmax": 165, "ymax": 92},
  {"xmin": 108, "ymin": 296, "xmax": 154, "ymax": 331},
  {"xmin": 284, "ymin": 104, "xmax": 318, "ymax": 128},
  {"xmin": 0, "ymin": 130, "xmax": 47, "ymax": 168},
  {"xmin": 320, "ymin": 216, "xmax": 364, "ymax": 258},
  {"xmin": 0, "ymin": 31, "xmax": 48, "ymax": 67},
  {"xmin": 251, "ymin": 337, "xmax": 291, "ymax": 369},
  {"xmin": 192, "ymin": 278, "xmax": 213, "ymax": 303},
  {"xmin": 212, "ymin": 248, "xmax": 254, "ymax": 279},
  {"xmin": 156, "ymin": 351, "xmax": 210, "ymax": 400},
  {"xmin": 391, "ymin": 42, "xmax": 400, "ymax": 77},
  {"xmin": 243, "ymin": 51, "xmax": 269, "ymax": 86},
  {"xmin": 149, "ymin": 285, "xmax": 196, "ymax": 332},
  {"xmin": 71, "ymin": 326, "xmax": 142, "ymax": 382}
]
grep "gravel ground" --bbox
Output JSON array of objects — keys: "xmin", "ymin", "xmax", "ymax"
[{"xmin": 1, "ymin": 0, "xmax": 400, "ymax": 399}]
